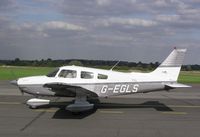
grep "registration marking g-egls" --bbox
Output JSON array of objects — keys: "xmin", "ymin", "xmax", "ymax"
[{"xmin": 101, "ymin": 84, "xmax": 139, "ymax": 94}]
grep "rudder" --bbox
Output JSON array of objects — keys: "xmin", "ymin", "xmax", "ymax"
[{"xmin": 151, "ymin": 48, "xmax": 187, "ymax": 82}]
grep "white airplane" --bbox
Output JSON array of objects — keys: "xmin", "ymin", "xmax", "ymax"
[{"xmin": 11, "ymin": 48, "xmax": 190, "ymax": 112}]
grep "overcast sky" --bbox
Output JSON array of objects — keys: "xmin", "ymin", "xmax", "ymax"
[{"xmin": 0, "ymin": 0, "xmax": 200, "ymax": 64}]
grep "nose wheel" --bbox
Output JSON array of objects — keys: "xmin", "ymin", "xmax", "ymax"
[{"xmin": 29, "ymin": 105, "xmax": 38, "ymax": 109}]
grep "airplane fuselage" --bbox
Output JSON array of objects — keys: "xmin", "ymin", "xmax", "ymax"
[{"xmin": 17, "ymin": 66, "xmax": 167, "ymax": 98}]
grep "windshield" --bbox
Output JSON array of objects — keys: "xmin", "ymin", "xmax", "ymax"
[{"xmin": 46, "ymin": 68, "xmax": 59, "ymax": 77}]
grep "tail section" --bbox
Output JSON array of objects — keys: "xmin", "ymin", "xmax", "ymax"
[
  {"xmin": 151, "ymin": 48, "xmax": 187, "ymax": 82},
  {"xmin": 160, "ymin": 48, "xmax": 186, "ymax": 68}
]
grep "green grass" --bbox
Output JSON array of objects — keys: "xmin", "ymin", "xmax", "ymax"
[
  {"xmin": 0, "ymin": 66, "xmax": 199, "ymax": 83},
  {"xmin": 0, "ymin": 66, "xmax": 54, "ymax": 80},
  {"xmin": 178, "ymin": 71, "xmax": 200, "ymax": 84}
]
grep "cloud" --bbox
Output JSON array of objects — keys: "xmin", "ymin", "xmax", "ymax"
[
  {"xmin": 96, "ymin": 0, "xmax": 111, "ymax": 6},
  {"xmin": 0, "ymin": 0, "xmax": 200, "ymax": 64},
  {"xmin": 56, "ymin": 0, "xmax": 144, "ymax": 16},
  {"xmin": 1, "ymin": 21, "xmax": 86, "ymax": 38},
  {"xmin": 39, "ymin": 21, "xmax": 86, "ymax": 31},
  {"xmin": 156, "ymin": 14, "xmax": 180, "ymax": 22},
  {"xmin": 154, "ymin": 0, "xmax": 168, "ymax": 7},
  {"xmin": 98, "ymin": 17, "xmax": 158, "ymax": 27},
  {"xmin": 0, "ymin": 0, "xmax": 17, "ymax": 11}
]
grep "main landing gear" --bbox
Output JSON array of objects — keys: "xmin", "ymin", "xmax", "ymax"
[{"xmin": 26, "ymin": 94, "xmax": 94, "ymax": 113}]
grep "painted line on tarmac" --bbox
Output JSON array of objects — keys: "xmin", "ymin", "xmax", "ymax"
[
  {"xmin": 162, "ymin": 112, "xmax": 187, "ymax": 115},
  {"xmin": 0, "ymin": 102, "xmax": 21, "ymax": 105},
  {"xmin": 34, "ymin": 109, "xmax": 57, "ymax": 113},
  {"xmin": 34, "ymin": 109, "xmax": 124, "ymax": 114},
  {"xmin": 168, "ymin": 105, "xmax": 200, "ymax": 108},
  {"xmin": 130, "ymin": 104, "xmax": 200, "ymax": 108},
  {"xmin": 100, "ymin": 110, "xmax": 124, "ymax": 114}
]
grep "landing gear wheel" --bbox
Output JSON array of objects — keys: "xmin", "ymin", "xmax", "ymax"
[
  {"xmin": 29, "ymin": 105, "xmax": 37, "ymax": 109},
  {"xmin": 71, "ymin": 112, "xmax": 81, "ymax": 115}
]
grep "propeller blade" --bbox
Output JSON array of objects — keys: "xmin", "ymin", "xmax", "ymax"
[{"xmin": 10, "ymin": 80, "xmax": 18, "ymax": 86}]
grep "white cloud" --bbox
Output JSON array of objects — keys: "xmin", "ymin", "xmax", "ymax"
[
  {"xmin": 156, "ymin": 14, "xmax": 180, "ymax": 22},
  {"xmin": 154, "ymin": 0, "xmax": 168, "ymax": 7},
  {"xmin": 14, "ymin": 21, "xmax": 86, "ymax": 32},
  {"xmin": 99, "ymin": 17, "xmax": 158, "ymax": 27},
  {"xmin": 173, "ymin": 0, "xmax": 188, "ymax": 10},
  {"xmin": 39, "ymin": 21, "xmax": 86, "ymax": 31},
  {"xmin": 96, "ymin": 0, "xmax": 111, "ymax": 6},
  {"xmin": 1, "ymin": 21, "xmax": 86, "ymax": 39},
  {"xmin": 179, "ymin": 8, "xmax": 200, "ymax": 15},
  {"xmin": 1, "ymin": 0, "xmax": 200, "ymax": 63}
]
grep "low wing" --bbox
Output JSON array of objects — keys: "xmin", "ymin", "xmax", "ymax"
[
  {"xmin": 44, "ymin": 82, "xmax": 78, "ymax": 89},
  {"xmin": 164, "ymin": 82, "xmax": 191, "ymax": 89},
  {"xmin": 43, "ymin": 82, "xmax": 98, "ymax": 97}
]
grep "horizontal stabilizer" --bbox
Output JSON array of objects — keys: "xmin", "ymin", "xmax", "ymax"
[{"xmin": 165, "ymin": 83, "xmax": 191, "ymax": 88}]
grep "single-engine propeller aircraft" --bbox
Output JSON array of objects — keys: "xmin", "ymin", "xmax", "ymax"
[{"xmin": 11, "ymin": 48, "xmax": 190, "ymax": 112}]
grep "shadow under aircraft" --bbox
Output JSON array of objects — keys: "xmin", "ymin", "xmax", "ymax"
[{"xmin": 33, "ymin": 99, "xmax": 173, "ymax": 119}]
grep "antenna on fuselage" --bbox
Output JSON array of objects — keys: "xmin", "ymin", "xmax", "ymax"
[{"xmin": 110, "ymin": 60, "xmax": 120, "ymax": 71}]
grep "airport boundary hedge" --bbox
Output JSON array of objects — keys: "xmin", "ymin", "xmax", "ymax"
[{"xmin": 0, "ymin": 58, "xmax": 199, "ymax": 71}]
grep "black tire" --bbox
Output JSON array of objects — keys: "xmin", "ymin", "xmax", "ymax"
[
  {"xmin": 71, "ymin": 112, "xmax": 81, "ymax": 115},
  {"xmin": 29, "ymin": 105, "xmax": 37, "ymax": 109}
]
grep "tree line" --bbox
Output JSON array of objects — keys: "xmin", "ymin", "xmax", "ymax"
[{"xmin": 0, "ymin": 58, "xmax": 200, "ymax": 71}]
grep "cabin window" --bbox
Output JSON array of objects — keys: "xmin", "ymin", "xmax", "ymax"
[
  {"xmin": 98, "ymin": 74, "xmax": 108, "ymax": 79},
  {"xmin": 58, "ymin": 70, "xmax": 77, "ymax": 78},
  {"xmin": 81, "ymin": 71, "xmax": 94, "ymax": 79},
  {"xmin": 46, "ymin": 68, "xmax": 59, "ymax": 77}
]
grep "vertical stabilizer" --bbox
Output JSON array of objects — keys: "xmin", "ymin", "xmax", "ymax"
[
  {"xmin": 151, "ymin": 48, "xmax": 187, "ymax": 82},
  {"xmin": 160, "ymin": 48, "xmax": 186, "ymax": 67}
]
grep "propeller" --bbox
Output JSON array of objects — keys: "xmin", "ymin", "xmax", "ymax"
[
  {"xmin": 10, "ymin": 79, "xmax": 25, "ymax": 95},
  {"xmin": 9, "ymin": 66, "xmax": 24, "ymax": 95},
  {"xmin": 10, "ymin": 80, "xmax": 18, "ymax": 86}
]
